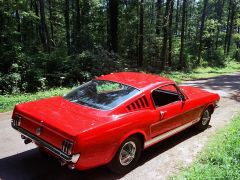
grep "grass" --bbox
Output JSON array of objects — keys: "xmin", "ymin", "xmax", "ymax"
[
  {"xmin": 172, "ymin": 115, "xmax": 240, "ymax": 180},
  {"xmin": 0, "ymin": 61, "xmax": 239, "ymax": 113},
  {"xmin": 162, "ymin": 61, "xmax": 240, "ymax": 83},
  {"xmin": 0, "ymin": 88, "xmax": 71, "ymax": 113}
]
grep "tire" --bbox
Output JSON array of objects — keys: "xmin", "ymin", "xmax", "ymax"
[
  {"xmin": 195, "ymin": 108, "xmax": 212, "ymax": 131},
  {"xmin": 108, "ymin": 136, "xmax": 142, "ymax": 174}
]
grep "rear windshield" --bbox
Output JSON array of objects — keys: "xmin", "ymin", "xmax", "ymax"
[{"xmin": 64, "ymin": 80, "xmax": 139, "ymax": 110}]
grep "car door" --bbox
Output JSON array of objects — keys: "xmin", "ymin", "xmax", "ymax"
[{"xmin": 150, "ymin": 84, "xmax": 185, "ymax": 138}]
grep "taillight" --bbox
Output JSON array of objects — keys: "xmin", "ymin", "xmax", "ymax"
[
  {"xmin": 62, "ymin": 139, "xmax": 73, "ymax": 155},
  {"xmin": 12, "ymin": 115, "xmax": 22, "ymax": 127}
]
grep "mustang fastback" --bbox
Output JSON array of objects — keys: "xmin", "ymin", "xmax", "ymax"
[{"xmin": 11, "ymin": 72, "xmax": 220, "ymax": 174}]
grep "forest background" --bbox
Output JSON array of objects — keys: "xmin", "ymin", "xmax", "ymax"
[{"xmin": 0, "ymin": 0, "xmax": 240, "ymax": 95}]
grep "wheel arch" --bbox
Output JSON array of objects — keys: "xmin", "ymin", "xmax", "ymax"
[
  {"xmin": 109, "ymin": 130, "xmax": 147, "ymax": 163},
  {"xmin": 206, "ymin": 103, "xmax": 214, "ymax": 114}
]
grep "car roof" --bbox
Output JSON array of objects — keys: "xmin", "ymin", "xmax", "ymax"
[{"xmin": 96, "ymin": 72, "xmax": 174, "ymax": 90}]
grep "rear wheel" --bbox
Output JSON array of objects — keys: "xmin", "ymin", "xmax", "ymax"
[
  {"xmin": 195, "ymin": 108, "xmax": 211, "ymax": 131},
  {"xmin": 108, "ymin": 136, "xmax": 142, "ymax": 174}
]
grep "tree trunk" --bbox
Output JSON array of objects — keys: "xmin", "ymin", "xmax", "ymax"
[
  {"xmin": 175, "ymin": 0, "xmax": 180, "ymax": 36},
  {"xmin": 215, "ymin": 0, "xmax": 225, "ymax": 49},
  {"xmin": 160, "ymin": 0, "xmax": 171, "ymax": 70},
  {"xmin": 73, "ymin": 0, "xmax": 81, "ymax": 53},
  {"xmin": 64, "ymin": 0, "xmax": 71, "ymax": 55},
  {"xmin": 179, "ymin": 0, "xmax": 187, "ymax": 69},
  {"xmin": 108, "ymin": 0, "xmax": 118, "ymax": 53},
  {"xmin": 168, "ymin": 0, "xmax": 174, "ymax": 67},
  {"xmin": 48, "ymin": 0, "xmax": 54, "ymax": 41},
  {"xmin": 197, "ymin": 0, "xmax": 208, "ymax": 64},
  {"xmin": 156, "ymin": 0, "xmax": 163, "ymax": 35},
  {"xmin": 15, "ymin": 9, "xmax": 21, "ymax": 41},
  {"xmin": 138, "ymin": 0, "xmax": 144, "ymax": 67},
  {"xmin": 224, "ymin": 1, "xmax": 231, "ymax": 54},
  {"xmin": 39, "ymin": 0, "xmax": 51, "ymax": 52},
  {"xmin": 226, "ymin": 1, "xmax": 235, "ymax": 55}
]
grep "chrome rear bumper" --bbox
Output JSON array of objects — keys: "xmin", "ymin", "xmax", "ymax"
[{"xmin": 12, "ymin": 122, "xmax": 80, "ymax": 163}]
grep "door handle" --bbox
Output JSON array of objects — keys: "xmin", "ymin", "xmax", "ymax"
[{"xmin": 160, "ymin": 111, "xmax": 167, "ymax": 119}]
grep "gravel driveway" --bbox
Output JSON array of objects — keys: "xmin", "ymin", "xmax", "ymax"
[{"xmin": 0, "ymin": 73, "xmax": 239, "ymax": 180}]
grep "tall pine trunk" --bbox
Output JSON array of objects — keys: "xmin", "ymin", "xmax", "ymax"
[
  {"xmin": 168, "ymin": 0, "xmax": 174, "ymax": 67},
  {"xmin": 108, "ymin": 0, "xmax": 118, "ymax": 53},
  {"xmin": 73, "ymin": 0, "xmax": 81, "ymax": 53},
  {"xmin": 156, "ymin": 0, "xmax": 163, "ymax": 35},
  {"xmin": 179, "ymin": 0, "xmax": 187, "ymax": 69},
  {"xmin": 160, "ymin": 0, "xmax": 171, "ymax": 70},
  {"xmin": 48, "ymin": 0, "xmax": 54, "ymax": 43},
  {"xmin": 64, "ymin": 0, "xmax": 71, "ymax": 55},
  {"xmin": 226, "ymin": 1, "xmax": 235, "ymax": 55},
  {"xmin": 175, "ymin": 0, "xmax": 180, "ymax": 36},
  {"xmin": 215, "ymin": 0, "xmax": 225, "ymax": 49},
  {"xmin": 39, "ymin": 0, "xmax": 51, "ymax": 52},
  {"xmin": 197, "ymin": 0, "xmax": 208, "ymax": 64},
  {"xmin": 138, "ymin": 0, "xmax": 144, "ymax": 67}
]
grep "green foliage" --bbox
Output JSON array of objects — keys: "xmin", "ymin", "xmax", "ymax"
[
  {"xmin": 0, "ymin": 0, "xmax": 240, "ymax": 95},
  {"xmin": 163, "ymin": 61, "xmax": 240, "ymax": 83},
  {"xmin": 172, "ymin": 115, "xmax": 240, "ymax": 179},
  {"xmin": 0, "ymin": 88, "xmax": 71, "ymax": 112},
  {"xmin": 1, "ymin": 60, "xmax": 239, "ymax": 113}
]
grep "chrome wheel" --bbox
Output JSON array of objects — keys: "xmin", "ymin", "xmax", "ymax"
[
  {"xmin": 202, "ymin": 110, "xmax": 210, "ymax": 125},
  {"xmin": 119, "ymin": 141, "xmax": 136, "ymax": 166}
]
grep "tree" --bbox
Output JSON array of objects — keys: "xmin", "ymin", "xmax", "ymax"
[
  {"xmin": 179, "ymin": 0, "xmax": 187, "ymax": 69},
  {"xmin": 138, "ymin": 0, "xmax": 144, "ymax": 67},
  {"xmin": 64, "ymin": 0, "xmax": 71, "ymax": 55},
  {"xmin": 175, "ymin": 0, "xmax": 180, "ymax": 35},
  {"xmin": 156, "ymin": 0, "xmax": 163, "ymax": 35},
  {"xmin": 224, "ymin": 0, "xmax": 236, "ymax": 55},
  {"xmin": 168, "ymin": 0, "xmax": 174, "ymax": 67},
  {"xmin": 108, "ymin": 0, "xmax": 118, "ymax": 53},
  {"xmin": 160, "ymin": 0, "xmax": 171, "ymax": 70},
  {"xmin": 73, "ymin": 0, "xmax": 81, "ymax": 53},
  {"xmin": 215, "ymin": 0, "xmax": 225, "ymax": 49},
  {"xmin": 39, "ymin": 0, "xmax": 51, "ymax": 52},
  {"xmin": 197, "ymin": 0, "xmax": 208, "ymax": 64}
]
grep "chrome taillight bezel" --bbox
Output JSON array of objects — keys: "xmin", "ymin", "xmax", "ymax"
[{"xmin": 62, "ymin": 139, "xmax": 74, "ymax": 155}]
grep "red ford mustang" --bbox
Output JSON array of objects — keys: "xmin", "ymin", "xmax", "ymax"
[{"xmin": 12, "ymin": 72, "xmax": 220, "ymax": 174}]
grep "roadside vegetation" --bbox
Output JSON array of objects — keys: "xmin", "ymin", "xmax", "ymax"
[
  {"xmin": 1, "ymin": 60, "xmax": 239, "ymax": 113},
  {"xmin": 1, "ymin": 0, "xmax": 240, "ymax": 96},
  {"xmin": 0, "ymin": 88, "xmax": 70, "ymax": 113},
  {"xmin": 172, "ymin": 115, "xmax": 240, "ymax": 179}
]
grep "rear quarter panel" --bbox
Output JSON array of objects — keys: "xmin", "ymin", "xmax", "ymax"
[{"xmin": 74, "ymin": 110, "xmax": 154, "ymax": 170}]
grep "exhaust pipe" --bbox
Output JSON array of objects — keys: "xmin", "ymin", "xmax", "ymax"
[{"xmin": 24, "ymin": 138, "xmax": 32, "ymax": 144}]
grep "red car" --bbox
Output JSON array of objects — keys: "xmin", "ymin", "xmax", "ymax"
[{"xmin": 12, "ymin": 72, "xmax": 220, "ymax": 174}]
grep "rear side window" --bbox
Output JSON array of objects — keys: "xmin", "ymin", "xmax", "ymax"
[{"xmin": 152, "ymin": 84, "xmax": 181, "ymax": 107}]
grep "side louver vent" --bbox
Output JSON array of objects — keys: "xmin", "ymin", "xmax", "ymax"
[{"xmin": 126, "ymin": 96, "xmax": 149, "ymax": 111}]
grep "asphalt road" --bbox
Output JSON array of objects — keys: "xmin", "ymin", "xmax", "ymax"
[{"xmin": 0, "ymin": 73, "xmax": 240, "ymax": 180}]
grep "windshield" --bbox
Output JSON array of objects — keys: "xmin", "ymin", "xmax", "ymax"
[{"xmin": 64, "ymin": 80, "xmax": 139, "ymax": 110}]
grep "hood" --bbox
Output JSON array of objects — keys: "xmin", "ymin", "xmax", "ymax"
[{"xmin": 14, "ymin": 96, "xmax": 112, "ymax": 136}]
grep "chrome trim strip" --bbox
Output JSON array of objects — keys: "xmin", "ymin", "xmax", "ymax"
[
  {"xmin": 144, "ymin": 120, "xmax": 198, "ymax": 148},
  {"xmin": 12, "ymin": 122, "xmax": 79, "ymax": 163}
]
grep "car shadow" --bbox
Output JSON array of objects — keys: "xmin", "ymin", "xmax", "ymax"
[{"xmin": 0, "ymin": 125, "xmax": 207, "ymax": 180}]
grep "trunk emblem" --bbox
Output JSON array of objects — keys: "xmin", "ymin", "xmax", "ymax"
[{"xmin": 36, "ymin": 127, "xmax": 43, "ymax": 136}]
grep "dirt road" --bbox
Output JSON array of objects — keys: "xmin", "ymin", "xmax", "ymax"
[{"xmin": 0, "ymin": 73, "xmax": 239, "ymax": 180}]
